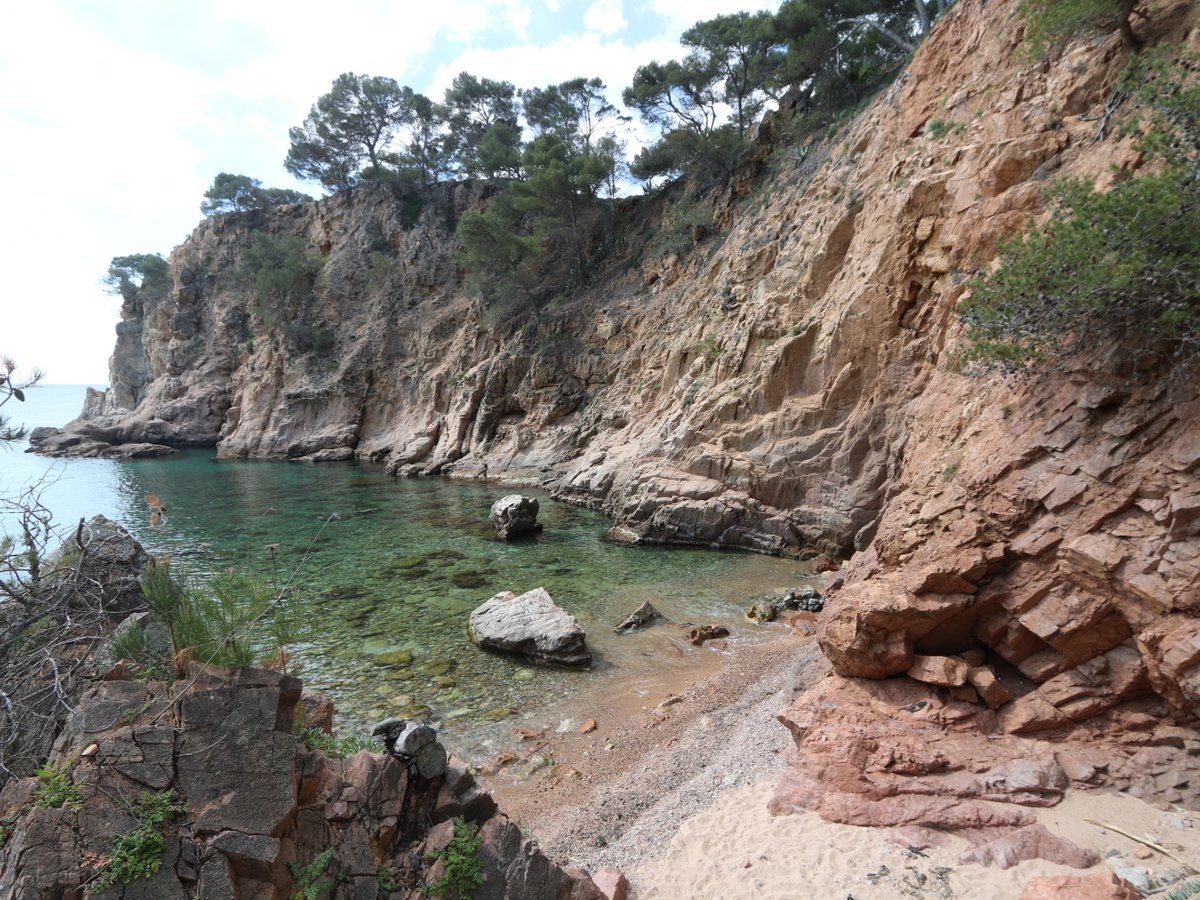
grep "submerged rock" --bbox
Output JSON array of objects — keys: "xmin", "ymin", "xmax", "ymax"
[
  {"xmin": 371, "ymin": 649, "xmax": 414, "ymax": 668},
  {"xmin": 451, "ymin": 571, "xmax": 489, "ymax": 589},
  {"xmin": 687, "ymin": 624, "xmax": 730, "ymax": 645},
  {"xmin": 746, "ymin": 601, "xmax": 778, "ymax": 624},
  {"xmin": 615, "ymin": 600, "xmax": 663, "ymax": 633},
  {"xmin": 469, "ymin": 587, "xmax": 591, "ymax": 667},
  {"xmin": 489, "ymin": 494, "xmax": 543, "ymax": 540}
]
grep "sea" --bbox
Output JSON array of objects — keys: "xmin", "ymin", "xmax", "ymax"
[{"xmin": 1, "ymin": 384, "xmax": 809, "ymax": 756}]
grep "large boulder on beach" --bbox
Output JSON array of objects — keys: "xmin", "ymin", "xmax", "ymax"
[
  {"xmin": 469, "ymin": 588, "xmax": 591, "ymax": 667},
  {"xmin": 489, "ymin": 494, "xmax": 543, "ymax": 540}
]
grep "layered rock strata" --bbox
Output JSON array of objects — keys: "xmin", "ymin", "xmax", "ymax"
[{"xmin": 0, "ymin": 665, "xmax": 603, "ymax": 899}]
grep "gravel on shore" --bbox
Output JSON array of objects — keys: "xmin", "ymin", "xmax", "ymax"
[{"xmin": 484, "ymin": 630, "xmax": 828, "ymax": 888}]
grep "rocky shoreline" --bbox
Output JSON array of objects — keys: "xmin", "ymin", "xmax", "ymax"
[{"xmin": 9, "ymin": 0, "xmax": 1200, "ymax": 895}]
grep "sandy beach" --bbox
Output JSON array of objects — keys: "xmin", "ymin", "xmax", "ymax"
[{"xmin": 482, "ymin": 629, "xmax": 1200, "ymax": 899}]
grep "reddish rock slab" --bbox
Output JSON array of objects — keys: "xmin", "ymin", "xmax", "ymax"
[
  {"xmin": 961, "ymin": 823, "xmax": 1100, "ymax": 870},
  {"xmin": 908, "ymin": 654, "xmax": 970, "ymax": 687},
  {"xmin": 592, "ymin": 866, "xmax": 630, "ymax": 900},
  {"xmin": 1019, "ymin": 872, "xmax": 1139, "ymax": 899},
  {"xmin": 687, "ymin": 624, "xmax": 730, "ymax": 645},
  {"xmin": 967, "ymin": 666, "xmax": 1014, "ymax": 709}
]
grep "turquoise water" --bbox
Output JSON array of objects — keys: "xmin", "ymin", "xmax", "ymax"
[{"xmin": 2, "ymin": 386, "xmax": 808, "ymax": 755}]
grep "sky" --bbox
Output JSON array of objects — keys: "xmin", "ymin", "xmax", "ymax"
[{"xmin": 1, "ymin": 0, "xmax": 777, "ymax": 385}]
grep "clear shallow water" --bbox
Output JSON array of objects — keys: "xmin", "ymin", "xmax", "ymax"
[{"xmin": 2, "ymin": 386, "xmax": 808, "ymax": 755}]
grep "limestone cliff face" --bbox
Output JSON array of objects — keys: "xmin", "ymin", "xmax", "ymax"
[{"xmin": 76, "ymin": 0, "xmax": 1196, "ymax": 618}]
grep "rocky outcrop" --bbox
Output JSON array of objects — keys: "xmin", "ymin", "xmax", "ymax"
[
  {"xmin": 33, "ymin": 430, "xmax": 178, "ymax": 458},
  {"xmin": 748, "ymin": 0, "xmax": 1200, "ymax": 840},
  {"xmin": 490, "ymin": 494, "xmax": 543, "ymax": 540},
  {"xmin": 0, "ymin": 665, "xmax": 603, "ymax": 899},
  {"xmin": 0, "ymin": 516, "xmax": 151, "ymax": 783},
  {"xmin": 469, "ymin": 588, "xmax": 592, "ymax": 667}
]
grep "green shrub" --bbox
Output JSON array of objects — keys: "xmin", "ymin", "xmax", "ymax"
[
  {"xmin": 961, "ymin": 52, "xmax": 1199, "ymax": 372},
  {"xmin": 295, "ymin": 725, "xmax": 375, "ymax": 760},
  {"xmin": 695, "ymin": 334, "xmax": 722, "ymax": 366},
  {"xmin": 93, "ymin": 791, "xmax": 185, "ymax": 890},
  {"xmin": 425, "ymin": 817, "xmax": 484, "ymax": 899},
  {"xmin": 238, "ymin": 231, "xmax": 325, "ymax": 324},
  {"xmin": 378, "ymin": 863, "xmax": 402, "ymax": 894},
  {"xmin": 31, "ymin": 758, "xmax": 82, "ymax": 811},
  {"xmin": 110, "ymin": 619, "xmax": 169, "ymax": 679},
  {"xmin": 1020, "ymin": 0, "xmax": 1138, "ymax": 57},
  {"xmin": 141, "ymin": 558, "xmax": 303, "ymax": 671},
  {"xmin": 289, "ymin": 846, "xmax": 336, "ymax": 900}
]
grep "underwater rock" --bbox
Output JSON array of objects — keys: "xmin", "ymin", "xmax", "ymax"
[
  {"xmin": 746, "ymin": 601, "xmax": 778, "ymax": 624},
  {"xmin": 489, "ymin": 494, "xmax": 543, "ymax": 540},
  {"xmin": 414, "ymin": 657, "xmax": 455, "ymax": 677},
  {"xmin": 615, "ymin": 600, "xmax": 663, "ymax": 633},
  {"xmin": 469, "ymin": 587, "xmax": 591, "ymax": 667},
  {"xmin": 372, "ymin": 650, "xmax": 414, "ymax": 668},
  {"xmin": 451, "ymin": 571, "xmax": 489, "ymax": 589},
  {"xmin": 687, "ymin": 624, "xmax": 730, "ymax": 646},
  {"xmin": 390, "ymin": 556, "xmax": 429, "ymax": 570}
]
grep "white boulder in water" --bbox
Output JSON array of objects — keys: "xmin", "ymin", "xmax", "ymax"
[{"xmin": 468, "ymin": 587, "xmax": 591, "ymax": 667}]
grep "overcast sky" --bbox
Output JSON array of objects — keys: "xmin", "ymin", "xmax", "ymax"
[{"xmin": 1, "ymin": 0, "xmax": 775, "ymax": 385}]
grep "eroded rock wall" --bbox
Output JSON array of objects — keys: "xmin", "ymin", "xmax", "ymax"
[{"xmin": 75, "ymin": 2, "xmax": 1192, "ymax": 561}]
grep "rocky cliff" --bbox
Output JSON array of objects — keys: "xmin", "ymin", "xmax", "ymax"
[
  {"xmin": 59, "ymin": 2, "xmax": 1195, "ymax": 558},
  {"xmin": 0, "ymin": 665, "xmax": 609, "ymax": 899},
  {"xmin": 45, "ymin": 0, "xmax": 1200, "ymax": 828}
]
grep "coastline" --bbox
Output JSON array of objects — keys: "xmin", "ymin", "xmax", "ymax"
[
  {"xmin": 482, "ymin": 629, "xmax": 823, "ymax": 878},
  {"xmin": 481, "ymin": 630, "xmax": 1200, "ymax": 899}
]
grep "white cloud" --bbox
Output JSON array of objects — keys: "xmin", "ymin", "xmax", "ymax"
[
  {"xmin": 428, "ymin": 32, "xmax": 680, "ymax": 98},
  {"xmin": 583, "ymin": 0, "xmax": 627, "ymax": 36},
  {"xmin": 0, "ymin": 0, "xmax": 739, "ymax": 382},
  {"xmin": 648, "ymin": 0, "xmax": 777, "ymax": 33},
  {"xmin": 0, "ymin": 1, "xmax": 214, "ymax": 382}
]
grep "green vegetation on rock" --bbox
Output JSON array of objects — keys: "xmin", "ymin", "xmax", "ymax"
[
  {"xmin": 201, "ymin": 173, "xmax": 311, "ymax": 216},
  {"xmin": 425, "ymin": 817, "xmax": 485, "ymax": 899},
  {"xmin": 30, "ymin": 757, "xmax": 82, "ymax": 811},
  {"xmin": 93, "ymin": 791, "xmax": 185, "ymax": 890},
  {"xmin": 237, "ymin": 231, "xmax": 326, "ymax": 324},
  {"xmin": 141, "ymin": 557, "xmax": 303, "ymax": 670},
  {"xmin": 1020, "ymin": 0, "xmax": 1141, "ymax": 55},
  {"xmin": 961, "ymin": 50, "xmax": 1200, "ymax": 372}
]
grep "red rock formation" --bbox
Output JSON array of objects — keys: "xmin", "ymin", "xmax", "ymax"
[
  {"xmin": 772, "ymin": 0, "xmax": 1200, "ymax": 851},
  {"xmin": 0, "ymin": 666, "xmax": 601, "ymax": 899}
]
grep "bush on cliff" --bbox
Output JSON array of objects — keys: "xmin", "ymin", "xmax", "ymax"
[
  {"xmin": 201, "ymin": 173, "xmax": 311, "ymax": 216},
  {"xmin": 961, "ymin": 50, "xmax": 1199, "ymax": 372},
  {"xmin": 238, "ymin": 231, "xmax": 325, "ymax": 324},
  {"xmin": 1021, "ymin": 0, "xmax": 1142, "ymax": 55},
  {"xmin": 141, "ymin": 558, "xmax": 303, "ymax": 670}
]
